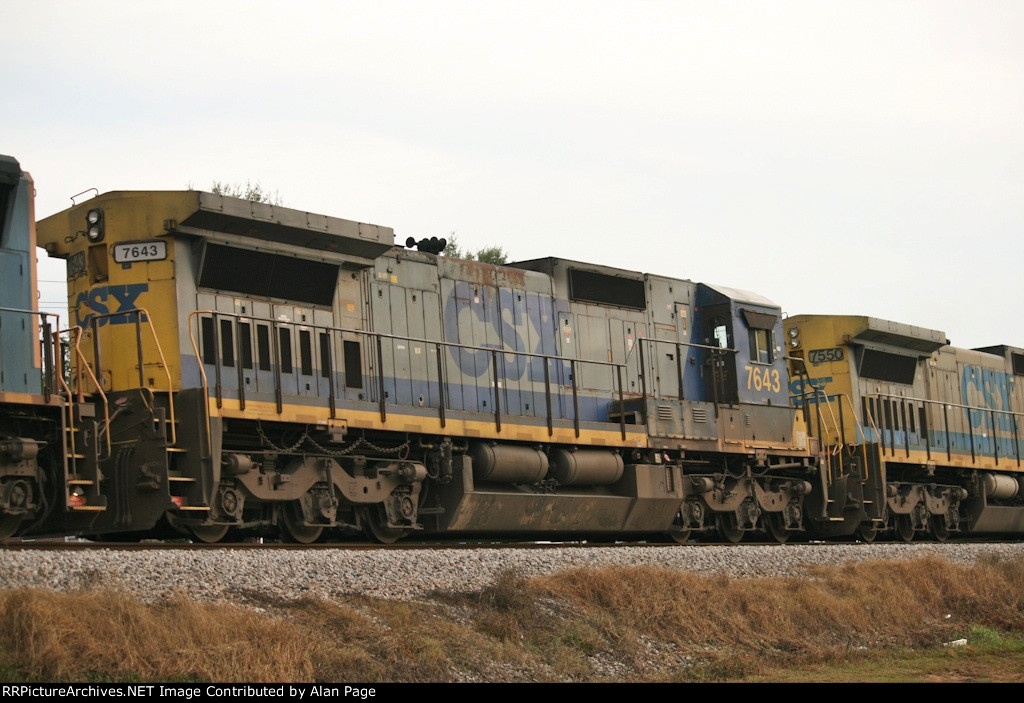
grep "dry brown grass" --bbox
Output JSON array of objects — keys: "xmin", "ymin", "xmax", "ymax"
[
  {"xmin": 1, "ymin": 555, "xmax": 1022, "ymax": 683},
  {"xmin": 0, "ymin": 589, "xmax": 312, "ymax": 682},
  {"xmin": 530, "ymin": 554, "xmax": 1024, "ymax": 680}
]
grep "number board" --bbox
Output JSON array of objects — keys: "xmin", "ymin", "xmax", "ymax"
[
  {"xmin": 113, "ymin": 240, "xmax": 167, "ymax": 264},
  {"xmin": 808, "ymin": 347, "xmax": 845, "ymax": 365},
  {"xmin": 67, "ymin": 251, "xmax": 86, "ymax": 279}
]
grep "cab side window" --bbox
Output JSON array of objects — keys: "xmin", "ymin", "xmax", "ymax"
[
  {"xmin": 713, "ymin": 324, "xmax": 729, "ymax": 349},
  {"xmin": 749, "ymin": 328, "xmax": 773, "ymax": 364}
]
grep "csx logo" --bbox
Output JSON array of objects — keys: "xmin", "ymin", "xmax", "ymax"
[
  {"xmin": 961, "ymin": 364, "xmax": 1014, "ymax": 431},
  {"xmin": 788, "ymin": 376, "xmax": 837, "ymax": 406},
  {"xmin": 74, "ymin": 284, "xmax": 149, "ymax": 328}
]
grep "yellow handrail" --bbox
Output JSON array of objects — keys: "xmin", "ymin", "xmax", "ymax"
[
  {"xmin": 835, "ymin": 393, "xmax": 874, "ymax": 483},
  {"xmin": 53, "ymin": 329, "xmax": 77, "ymax": 470},
  {"xmin": 132, "ymin": 307, "xmax": 177, "ymax": 446},
  {"xmin": 804, "ymin": 389, "xmax": 875, "ymax": 484},
  {"xmin": 860, "ymin": 395, "xmax": 885, "ymax": 476},
  {"xmin": 65, "ymin": 325, "xmax": 112, "ymax": 459}
]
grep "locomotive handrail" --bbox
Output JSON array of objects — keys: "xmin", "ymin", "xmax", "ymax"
[
  {"xmin": 814, "ymin": 392, "xmax": 875, "ymax": 485},
  {"xmin": 41, "ymin": 315, "xmax": 55, "ymax": 402},
  {"xmin": 0, "ymin": 305, "xmax": 61, "ymax": 316},
  {"xmin": 866, "ymin": 392, "xmax": 1024, "ymax": 419},
  {"xmin": 84, "ymin": 308, "xmax": 178, "ymax": 446},
  {"xmin": 865, "ymin": 392, "xmax": 1023, "ymax": 468},
  {"xmin": 633, "ymin": 336, "xmax": 741, "ymax": 355},
  {"xmin": 0, "ymin": 307, "xmax": 63, "ymax": 399},
  {"xmin": 787, "ymin": 361, "xmax": 877, "ymax": 485},
  {"xmin": 860, "ymin": 395, "xmax": 885, "ymax": 482},
  {"xmin": 625, "ymin": 334, "xmax": 741, "ymax": 373},
  {"xmin": 789, "ymin": 366, "xmax": 868, "ymax": 489},
  {"xmin": 188, "ymin": 309, "xmax": 632, "ymax": 440},
  {"xmin": 803, "ymin": 384, "xmax": 843, "ymax": 483},
  {"xmin": 629, "ymin": 337, "xmax": 740, "ymax": 422},
  {"xmin": 191, "ymin": 309, "xmax": 632, "ymax": 369},
  {"xmin": 836, "ymin": 393, "xmax": 873, "ymax": 484},
  {"xmin": 789, "ymin": 362, "xmax": 835, "ymax": 480},
  {"xmin": 52, "ymin": 328, "xmax": 78, "ymax": 470},
  {"xmin": 186, "ymin": 311, "xmax": 214, "ymax": 459},
  {"xmin": 63, "ymin": 325, "xmax": 112, "ymax": 460},
  {"xmin": 187, "ymin": 309, "xmax": 626, "ymax": 439}
]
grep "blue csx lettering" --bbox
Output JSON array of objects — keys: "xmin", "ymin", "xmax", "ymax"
[
  {"xmin": 74, "ymin": 284, "xmax": 149, "ymax": 328},
  {"xmin": 442, "ymin": 282, "xmax": 567, "ymax": 381},
  {"xmin": 961, "ymin": 364, "xmax": 1013, "ymax": 431},
  {"xmin": 789, "ymin": 376, "xmax": 836, "ymax": 406}
]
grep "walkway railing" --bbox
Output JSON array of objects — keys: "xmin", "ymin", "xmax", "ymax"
[{"xmin": 188, "ymin": 310, "xmax": 632, "ymax": 441}]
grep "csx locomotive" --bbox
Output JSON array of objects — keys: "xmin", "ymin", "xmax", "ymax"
[{"xmin": 1, "ymin": 154, "xmax": 1021, "ymax": 543}]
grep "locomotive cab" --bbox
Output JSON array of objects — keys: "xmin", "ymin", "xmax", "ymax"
[
  {"xmin": 694, "ymin": 283, "xmax": 789, "ymax": 410},
  {"xmin": 0, "ymin": 156, "xmax": 62, "ymax": 539}
]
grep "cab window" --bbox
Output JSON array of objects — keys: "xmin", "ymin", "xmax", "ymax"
[
  {"xmin": 749, "ymin": 328, "xmax": 772, "ymax": 364},
  {"xmin": 713, "ymin": 324, "xmax": 729, "ymax": 349}
]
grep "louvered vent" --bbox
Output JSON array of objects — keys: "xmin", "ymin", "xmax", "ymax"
[
  {"xmin": 657, "ymin": 405, "xmax": 673, "ymax": 421},
  {"xmin": 693, "ymin": 408, "xmax": 707, "ymax": 423},
  {"xmin": 745, "ymin": 413, "xmax": 751, "ymax": 427}
]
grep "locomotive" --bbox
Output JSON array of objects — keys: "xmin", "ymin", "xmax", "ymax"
[
  {"xmin": 0, "ymin": 156, "xmax": 64, "ymax": 539},
  {"xmin": 788, "ymin": 315, "xmax": 1024, "ymax": 540},
  {"xmin": 1, "ymin": 153, "xmax": 1020, "ymax": 543}
]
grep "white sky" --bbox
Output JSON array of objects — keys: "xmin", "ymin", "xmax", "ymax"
[{"xmin": 5, "ymin": 1, "xmax": 1022, "ymax": 349}]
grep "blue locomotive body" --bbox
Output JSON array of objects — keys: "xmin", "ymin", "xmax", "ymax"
[{"xmin": 0, "ymin": 156, "xmax": 62, "ymax": 539}]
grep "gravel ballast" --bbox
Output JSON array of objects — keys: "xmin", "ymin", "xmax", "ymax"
[{"xmin": 2, "ymin": 542, "xmax": 1023, "ymax": 603}]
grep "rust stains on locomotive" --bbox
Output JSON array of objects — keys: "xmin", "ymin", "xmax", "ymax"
[{"xmin": 444, "ymin": 256, "xmax": 528, "ymax": 290}]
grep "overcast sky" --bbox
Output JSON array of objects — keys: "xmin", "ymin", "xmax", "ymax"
[{"xmin": 5, "ymin": 1, "xmax": 1022, "ymax": 349}]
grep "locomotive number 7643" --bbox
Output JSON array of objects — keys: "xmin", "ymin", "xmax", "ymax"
[{"xmin": 744, "ymin": 365, "xmax": 781, "ymax": 393}]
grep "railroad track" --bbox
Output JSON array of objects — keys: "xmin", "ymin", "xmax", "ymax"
[{"xmin": 2, "ymin": 537, "xmax": 1011, "ymax": 550}]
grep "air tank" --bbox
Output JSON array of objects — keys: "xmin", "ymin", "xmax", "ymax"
[
  {"xmin": 548, "ymin": 448, "xmax": 624, "ymax": 486},
  {"xmin": 984, "ymin": 473, "xmax": 1021, "ymax": 501},
  {"xmin": 470, "ymin": 443, "xmax": 548, "ymax": 484}
]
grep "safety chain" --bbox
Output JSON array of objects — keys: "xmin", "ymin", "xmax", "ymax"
[
  {"xmin": 255, "ymin": 421, "xmax": 410, "ymax": 459},
  {"xmin": 255, "ymin": 422, "xmax": 309, "ymax": 453},
  {"xmin": 303, "ymin": 433, "xmax": 411, "ymax": 459}
]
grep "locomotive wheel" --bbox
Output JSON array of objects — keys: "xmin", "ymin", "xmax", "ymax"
[
  {"xmin": 0, "ymin": 515, "xmax": 21, "ymax": 540},
  {"xmin": 666, "ymin": 510, "xmax": 692, "ymax": 544},
  {"xmin": 855, "ymin": 522, "xmax": 878, "ymax": 543},
  {"xmin": 360, "ymin": 506, "xmax": 407, "ymax": 544},
  {"xmin": 717, "ymin": 513, "xmax": 744, "ymax": 544},
  {"xmin": 929, "ymin": 515, "xmax": 950, "ymax": 543},
  {"xmin": 666, "ymin": 525, "xmax": 692, "ymax": 545},
  {"xmin": 189, "ymin": 523, "xmax": 229, "ymax": 543},
  {"xmin": 894, "ymin": 515, "xmax": 915, "ymax": 543},
  {"xmin": 765, "ymin": 513, "xmax": 790, "ymax": 544},
  {"xmin": 279, "ymin": 502, "xmax": 324, "ymax": 544}
]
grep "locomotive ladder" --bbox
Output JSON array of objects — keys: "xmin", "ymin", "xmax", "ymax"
[
  {"xmin": 795, "ymin": 370, "xmax": 876, "ymax": 524},
  {"xmin": 62, "ymin": 308, "xmax": 191, "ymax": 515}
]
